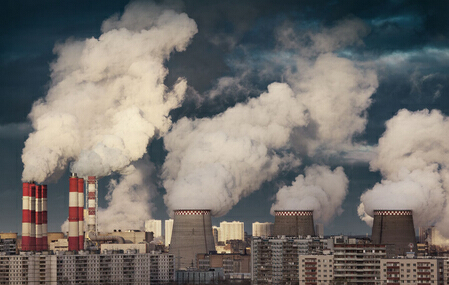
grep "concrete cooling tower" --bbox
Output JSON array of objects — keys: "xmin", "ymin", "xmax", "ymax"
[
  {"xmin": 169, "ymin": 210, "xmax": 216, "ymax": 270},
  {"xmin": 273, "ymin": 210, "xmax": 315, "ymax": 237},
  {"xmin": 371, "ymin": 210, "xmax": 417, "ymax": 256}
]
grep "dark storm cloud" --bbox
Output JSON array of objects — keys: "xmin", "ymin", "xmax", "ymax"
[{"xmin": 0, "ymin": 0, "xmax": 448, "ymax": 234}]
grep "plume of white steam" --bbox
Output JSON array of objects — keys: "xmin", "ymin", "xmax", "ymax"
[
  {"xmin": 271, "ymin": 165, "xmax": 349, "ymax": 223},
  {"xmin": 359, "ymin": 109, "xmax": 449, "ymax": 235},
  {"xmin": 97, "ymin": 155, "xmax": 156, "ymax": 232},
  {"xmin": 162, "ymin": 18, "xmax": 378, "ymax": 218},
  {"xmin": 22, "ymin": 2, "xmax": 198, "ymax": 183},
  {"xmin": 163, "ymin": 82, "xmax": 307, "ymax": 216},
  {"xmin": 286, "ymin": 54, "xmax": 377, "ymax": 156}
]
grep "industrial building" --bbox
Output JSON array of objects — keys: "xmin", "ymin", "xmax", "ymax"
[
  {"xmin": 273, "ymin": 210, "xmax": 315, "ymax": 237},
  {"xmin": 169, "ymin": 210, "xmax": 216, "ymax": 270},
  {"xmin": 371, "ymin": 210, "xmax": 417, "ymax": 256}
]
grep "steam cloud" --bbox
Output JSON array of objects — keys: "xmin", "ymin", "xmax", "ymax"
[
  {"xmin": 163, "ymin": 19, "xmax": 378, "ymax": 218},
  {"xmin": 271, "ymin": 165, "xmax": 349, "ymax": 223},
  {"xmin": 359, "ymin": 109, "xmax": 449, "ymax": 236},
  {"xmin": 22, "ymin": 2, "xmax": 198, "ymax": 183},
  {"xmin": 97, "ymin": 155, "xmax": 156, "ymax": 232}
]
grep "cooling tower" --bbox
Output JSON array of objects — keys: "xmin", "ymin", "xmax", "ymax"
[
  {"xmin": 273, "ymin": 210, "xmax": 315, "ymax": 237},
  {"xmin": 169, "ymin": 210, "xmax": 216, "ymax": 270},
  {"xmin": 371, "ymin": 210, "xmax": 417, "ymax": 256}
]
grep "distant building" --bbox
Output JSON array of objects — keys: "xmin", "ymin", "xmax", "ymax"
[
  {"xmin": 197, "ymin": 252, "xmax": 251, "ymax": 275},
  {"xmin": 0, "ymin": 233, "xmax": 18, "ymax": 255},
  {"xmin": 218, "ymin": 221, "xmax": 244, "ymax": 242},
  {"xmin": 145, "ymin": 219, "xmax": 162, "ymax": 237},
  {"xmin": 165, "ymin": 219, "xmax": 173, "ymax": 246},
  {"xmin": 252, "ymin": 222, "xmax": 273, "ymax": 237},
  {"xmin": 315, "ymin": 223, "xmax": 324, "ymax": 237}
]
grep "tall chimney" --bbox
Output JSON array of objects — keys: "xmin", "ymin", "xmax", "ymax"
[
  {"xmin": 35, "ymin": 185, "xmax": 42, "ymax": 251},
  {"xmin": 169, "ymin": 210, "xmax": 216, "ymax": 270},
  {"xmin": 41, "ymin": 185, "xmax": 48, "ymax": 251},
  {"xmin": 87, "ymin": 176, "xmax": 97, "ymax": 234},
  {"xmin": 29, "ymin": 183, "xmax": 36, "ymax": 251},
  {"xmin": 68, "ymin": 173, "xmax": 79, "ymax": 251},
  {"xmin": 273, "ymin": 210, "xmax": 315, "ymax": 237},
  {"xmin": 78, "ymin": 178, "xmax": 84, "ymax": 250},
  {"xmin": 371, "ymin": 210, "xmax": 417, "ymax": 256},
  {"xmin": 21, "ymin": 182, "xmax": 31, "ymax": 251}
]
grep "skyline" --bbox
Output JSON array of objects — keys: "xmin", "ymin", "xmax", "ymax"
[{"xmin": 0, "ymin": 0, "xmax": 448, "ymax": 236}]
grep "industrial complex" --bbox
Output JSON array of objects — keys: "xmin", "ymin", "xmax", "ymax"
[{"xmin": 0, "ymin": 175, "xmax": 448, "ymax": 284}]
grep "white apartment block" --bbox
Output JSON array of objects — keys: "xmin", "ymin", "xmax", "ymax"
[
  {"xmin": 380, "ymin": 258, "xmax": 444, "ymax": 285},
  {"xmin": 0, "ymin": 251, "xmax": 174, "ymax": 284},
  {"xmin": 219, "ymin": 221, "xmax": 244, "ymax": 242},
  {"xmin": 252, "ymin": 222, "xmax": 274, "ymax": 237},
  {"xmin": 145, "ymin": 219, "xmax": 162, "ymax": 237},
  {"xmin": 165, "ymin": 219, "xmax": 173, "ymax": 246}
]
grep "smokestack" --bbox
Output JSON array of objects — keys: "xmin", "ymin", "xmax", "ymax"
[
  {"xmin": 78, "ymin": 178, "xmax": 84, "ymax": 250},
  {"xmin": 87, "ymin": 176, "xmax": 97, "ymax": 234},
  {"xmin": 29, "ymin": 183, "xmax": 36, "ymax": 251},
  {"xmin": 41, "ymin": 185, "xmax": 48, "ymax": 251},
  {"xmin": 273, "ymin": 210, "xmax": 315, "ymax": 237},
  {"xmin": 35, "ymin": 185, "xmax": 42, "ymax": 251},
  {"xmin": 371, "ymin": 210, "xmax": 417, "ymax": 256},
  {"xmin": 68, "ymin": 173, "xmax": 79, "ymax": 251},
  {"xmin": 21, "ymin": 182, "xmax": 31, "ymax": 251},
  {"xmin": 169, "ymin": 210, "xmax": 216, "ymax": 270}
]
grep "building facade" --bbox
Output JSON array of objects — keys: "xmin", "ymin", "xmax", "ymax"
[
  {"xmin": 145, "ymin": 219, "xmax": 162, "ymax": 238},
  {"xmin": 380, "ymin": 258, "xmax": 444, "ymax": 285},
  {"xmin": 0, "ymin": 251, "xmax": 174, "ymax": 284},
  {"xmin": 252, "ymin": 222, "xmax": 274, "ymax": 238},
  {"xmin": 219, "ymin": 221, "xmax": 245, "ymax": 242},
  {"xmin": 165, "ymin": 219, "xmax": 173, "ymax": 246}
]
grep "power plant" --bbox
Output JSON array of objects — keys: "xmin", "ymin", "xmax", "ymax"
[
  {"xmin": 273, "ymin": 210, "xmax": 315, "ymax": 237},
  {"xmin": 169, "ymin": 210, "xmax": 216, "ymax": 270},
  {"xmin": 371, "ymin": 210, "xmax": 417, "ymax": 256}
]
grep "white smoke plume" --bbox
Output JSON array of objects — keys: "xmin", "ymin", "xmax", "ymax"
[
  {"xmin": 271, "ymin": 165, "xmax": 349, "ymax": 223},
  {"xmin": 359, "ymin": 109, "xmax": 449, "ymax": 235},
  {"xmin": 97, "ymin": 155, "xmax": 156, "ymax": 232},
  {"xmin": 22, "ymin": 1, "xmax": 198, "ymax": 183},
  {"xmin": 162, "ymin": 19, "xmax": 378, "ymax": 218},
  {"xmin": 162, "ymin": 82, "xmax": 308, "ymax": 216}
]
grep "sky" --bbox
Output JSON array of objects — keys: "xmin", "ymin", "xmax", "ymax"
[{"xmin": 0, "ymin": 0, "xmax": 448, "ymax": 237}]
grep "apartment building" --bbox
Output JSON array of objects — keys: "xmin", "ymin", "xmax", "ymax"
[
  {"xmin": 0, "ymin": 251, "xmax": 174, "ymax": 284},
  {"xmin": 333, "ymin": 244, "xmax": 388, "ymax": 285},
  {"xmin": 380, "ymin": 258, "xmax": 444, "ymax": 285}
]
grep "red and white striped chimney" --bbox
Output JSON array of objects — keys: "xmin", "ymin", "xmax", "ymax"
[
  {"xmin": 21, "ymin": 182, "xmax": 31, "ymax": 251},
  {"xmin": 78, "ymin": 177, "xmax": 84, "ymax": 250},
  {"xmin": 41, "ymin": 185, "xmax": 48, "ymax": 251},
  {"xmin": 87, "ymin": 176, "xmax": 97, "ymax": 234},
  {"xmin": 29, "ymin": 183, "xmax": 36, "ymax": 251},
  {"xmin": 68, "ymin": 173, "xmax": 79, "ymax": 251},
  {"xmin": 35, "ymin": 185, "xmax": 42, "ymax": 251}
]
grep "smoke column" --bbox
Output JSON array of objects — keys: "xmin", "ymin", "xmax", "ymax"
[
  {"xmin": 271, "ymin": 165, "xmax": 349, "ymax": 223},
  {"xmin": 358, "ymin": 109, "xmax": 449, "ymax": 236},
  {"xmin": 21, "ymin": 2, "xmax": 198, "ymax": 183},
  {"xmin": 162, "ymin": 19, "xmax": 377, "ymax": 217},
  {"xmin": 97, "ymin": 155, "xmax": 156, "ymax": 232}
]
